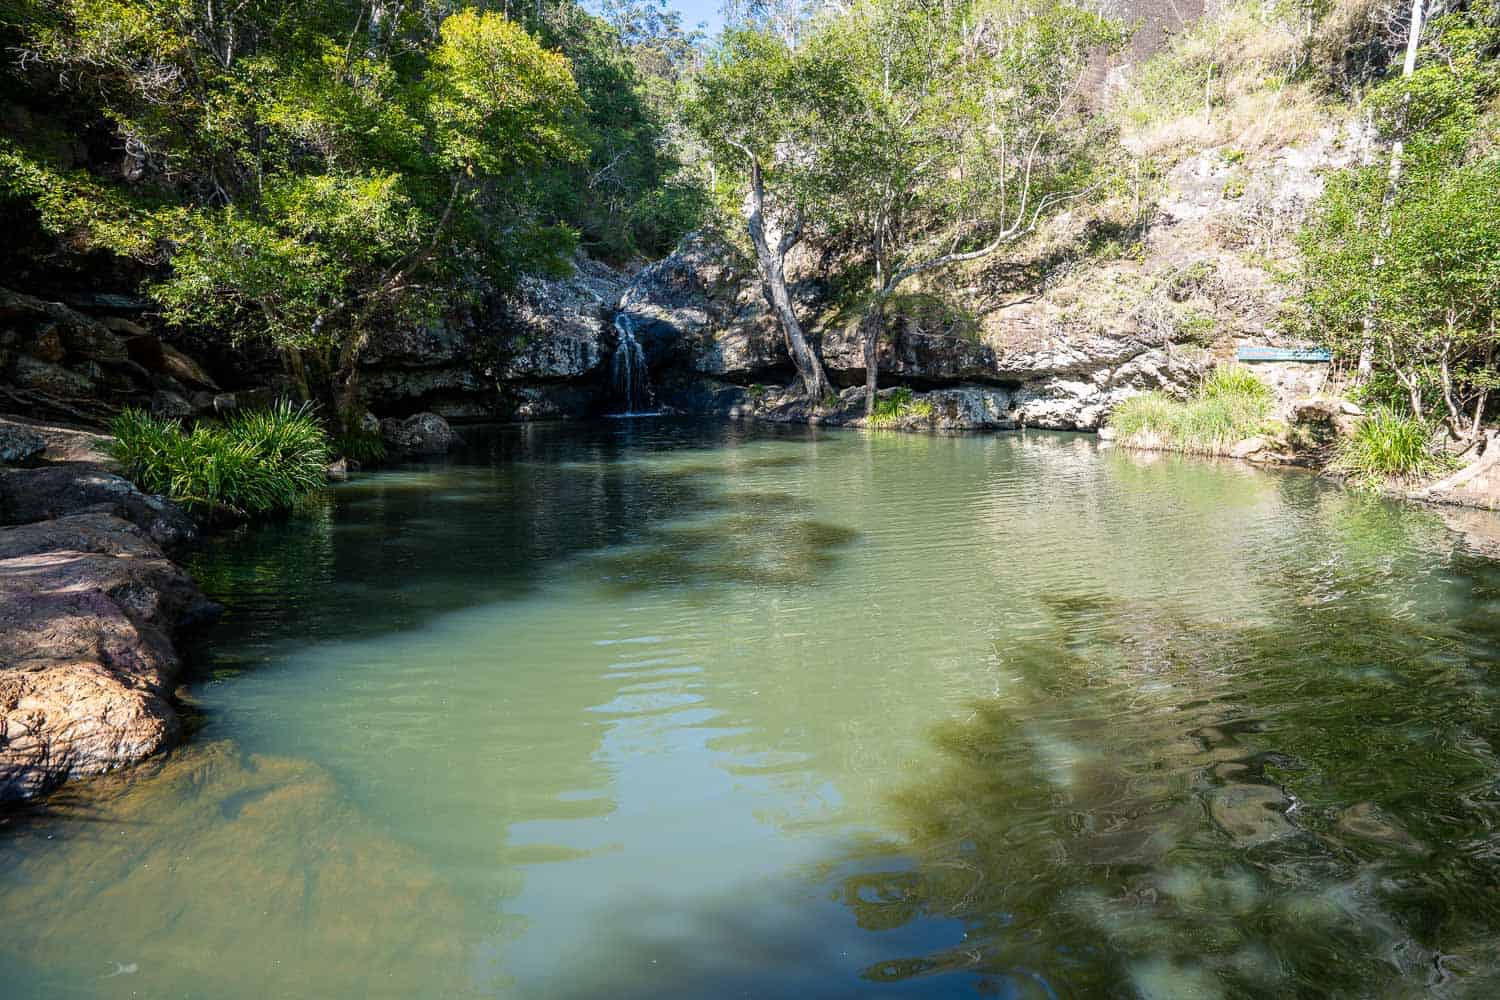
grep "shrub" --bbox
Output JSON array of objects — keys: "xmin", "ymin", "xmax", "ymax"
[
  {"xmin": 110, "ymin": 401, "xmax": 330, "ymax": 518},
  {"xmin": 1108, "ymin": 366, "xmax": 1273, "ymax": 455},
  {"xmin": 1332, "ymin": 406, "xmax": 1456, "ymax": 488},
  {"xmin": 868, "ymin": 388, "xmax": 936, "ymax": 428}
]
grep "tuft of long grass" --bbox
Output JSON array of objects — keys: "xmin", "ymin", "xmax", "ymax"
[
  {"xmin": 1332, "ymin": 406, "xmax": 1455, "ymax": 488},
  {"xmin": 110, "ymin": 400, "xmax": 330, "ymax": 518},
  {"xmin": 868, "ymin": 388, "xmax": 935, "ymax": 428},
  {"xmin": 1107, "ymin": 366, "xmax": 1273, "ymax": 455}
]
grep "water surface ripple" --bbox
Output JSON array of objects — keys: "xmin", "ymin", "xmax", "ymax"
[{"xmin": 3, "ymin": 419, "xmax": 1500, "ymax": 998}]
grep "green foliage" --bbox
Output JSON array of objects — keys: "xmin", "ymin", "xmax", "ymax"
[
  {"xmin": 1332, "ymin": 406, "xmax": 1455, "ymax": 488},
  {"xmin": 868, "ymin": 388, "xmax": 935, "ymax": 428},
  {"xmin": 1, "ymin": 1, "xmax": 705, "ymax": 399},
  {"xmin": 1109, "ymin": 366, "xmax": 1273, "ymax": 455},
  {"xmin": 110, "ymin": 401, "xmax": 330, "ymax": 518},
  {"xmin": 534, "ymin": 0, "xmax": 709, "ymax": 259},
  {"xmin": 1201, "ymin": 364, "xmax": 1274, "ymax": 405},
  {"xmin": 1298, "ymin": 1, "xmax": 1500, "ymax": 428}
]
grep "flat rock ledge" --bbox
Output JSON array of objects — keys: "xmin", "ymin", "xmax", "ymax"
[{"xmin": 1, "ymin": 454, "xmax": 212, "ymax": 801}]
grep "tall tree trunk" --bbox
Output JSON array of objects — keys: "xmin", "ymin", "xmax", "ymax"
[
  {"xmin": 281, "ymin": 346, "xmax": 313, "ymax": 403},
  {"xmin": 740, "ymin": 153, "xmax": 831, "ymax": 402},
  {"xmin": 862, "ymin": 301, "xmax": 883, "ymax": 418},
  {"xmin": 1359, "ymin": 0, "xmax": 1426, "ymax": 381},
  {"xmin": 331, "ymin": 318, "xmax": 376, "ymax": 429}
]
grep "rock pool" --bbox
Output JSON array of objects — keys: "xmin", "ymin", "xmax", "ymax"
[{"xmin": 3, "ymin": 419, "xmax": 1499, "ymax": 998}]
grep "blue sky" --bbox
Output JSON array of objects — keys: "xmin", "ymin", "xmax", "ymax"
[{"xmin": 666, "ymin": 0, "xmax": 726, "ymax": 35}]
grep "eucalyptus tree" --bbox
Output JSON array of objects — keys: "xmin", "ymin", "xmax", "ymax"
[
  {"xmin": 686, "ymin": 0, "xmax": 1119, "ymax": 409},
  {"xmin": 808, "ymin": 0, "xmax": 1123, "ymax": 414},
  {"xmin": 685, "ymin": 27, "xmax": 843, "ymax": 400}
]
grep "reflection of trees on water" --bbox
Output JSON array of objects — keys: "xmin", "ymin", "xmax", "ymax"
[
  {"xmin": 184, "ymin": 420, "xmax": 830, "ymax": 667},
  {"xmin": 835, "ymin": 548, "xmax": 1500, "ymax": 997}
]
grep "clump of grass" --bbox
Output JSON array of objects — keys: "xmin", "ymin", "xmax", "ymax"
[
  {"xmin": 110, "ymin": 400, "xmax": 330, "ymax": 518},
  {"xmin": 868, "ymin": 388, "xmax": 936, "ymax": 428},
  {"xmin": 1108, "ymin": 366, "xmax": 1273, "ymax": 455},
  {"xmin": 334, "ymin": 426, "xmax": 387, "ymax": 464},
  {"xmin": 1332, "ymin": 406, "xmax": 1455, "ymax": 488}
]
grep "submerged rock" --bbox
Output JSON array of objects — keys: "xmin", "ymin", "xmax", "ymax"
[{"xmin": 0, "ymin": 742, "xmax": 473, "ymax": 993}]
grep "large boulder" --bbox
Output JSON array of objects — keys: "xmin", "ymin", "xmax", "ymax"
[
  {"xmin": 10, "ymin": 355, "xmax": 95, "ymax": 396},
  {"xmin": 498, "ymin": 254, "xmax": 626, "ymax": 380},
  {"xmin": 379, "ymin": 412, "xmax": 460, "ymax": 455},
  {"xmin": 0, "ymin": 513, "xmax": 213, "ymax": 799},
  {"xmin": 0, "ymin": 466, "xmax": 197, "ymax": 549}
]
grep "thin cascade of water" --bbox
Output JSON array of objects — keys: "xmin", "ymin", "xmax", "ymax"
[{"xmin": 609, "ymin": 312, "xmax": 657, "ymax": 416}]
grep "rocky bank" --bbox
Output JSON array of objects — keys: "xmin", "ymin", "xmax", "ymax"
[{"xmin": 0, "ymin": 417, "xmax": 213, "ymax": 801}]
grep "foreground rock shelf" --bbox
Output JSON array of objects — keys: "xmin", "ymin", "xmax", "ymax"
[{"xmin": 0, "ymin": 418, "xmax": 213, "ymax": 801}]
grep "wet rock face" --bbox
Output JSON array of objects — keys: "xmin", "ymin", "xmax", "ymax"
[
  {"xmin": 359, "ymin": 255, "xmax": 629, "ymax": 419},
  {"xmin": 619, "ymin": 232, "xmax": 1209, "ymax": 430},
  {"xmin": 617, "ymin": 231, "xmax": 783, "ymax": 374},
  {"xmin": 0, "ymin": 513, "xmax": 213, "ymax": 800}
]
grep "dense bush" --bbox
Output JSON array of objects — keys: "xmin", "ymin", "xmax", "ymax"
[
  {"xmin": 1109, "ymin": 366, "xmax": 1273, "ymax": 455},
  {"xmin": 0, "ymin": 0, "xmax": 708, "ymax": 418},
  {"xmin": 1332, "ymin": 406, "xmax": 1455, "ymax": 488},
  {"xmin": 110, "ymin": 402, "xmax": 330, "ymax": 518}
]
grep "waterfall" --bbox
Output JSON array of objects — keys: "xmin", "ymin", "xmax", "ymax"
[{"xmin": 609, "ymin": 312, "xmax": 656, "ymax": 415}]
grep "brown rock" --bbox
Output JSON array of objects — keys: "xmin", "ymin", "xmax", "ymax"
[
  {"xmin": 29, "ymin": 326, "xmax": 66, "ymax": 364},
  {"xmin": 123, "ymin": 332, "xmax": 219, "ymax": 390},
  {"xmin": 160, "ymin": 342, "xmax": 219, "ymax": 390},
  {"xmin": 0, "ymin": 514, "xmax": 212, "ymax": 799},
  {"xmin": 0, "ymin": 287, "xmax": 127, "ymax": 364},
  {"xmin": 0, "ymin": 415, "xmax": 114, "ymax": 465},
  {"xmin": 100, "ymin": 316, "xmax": 150, "ymax": 337},
  {"xmin": 124, "ymin": 332, "xmax": 167, "ymax": 370}
]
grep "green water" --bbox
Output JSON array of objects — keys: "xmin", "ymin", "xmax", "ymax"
[{"xmin": 4, "ymin": 419, "xmax": 1500, "ymax": 998}]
